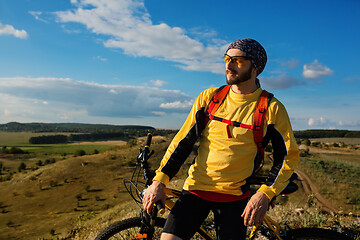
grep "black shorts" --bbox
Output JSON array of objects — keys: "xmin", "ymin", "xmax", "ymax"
[{"xmin": 163, "ymin": 190, "xmax": 248, "ymax": 240}]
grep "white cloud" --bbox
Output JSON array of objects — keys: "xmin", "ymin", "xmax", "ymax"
[
  {"xmin": 160, "ymin": 100, "xmax": 194, "ymax": 109},
  {"xmin": 0, "ymin": 22, "xmax": 28, "ymax": 39},
  {"xmin": 260, "ymin": 74, "xmax": 305, "ymax": 89},
  {"xmin": 337, "ymin": 120, "xmax": 360, "ymax": 129},
  {"xmin": 306, "ymin": 117, "xmax": 360, "ymax": 130},
  {"xmin": 308, "ymin": 117, "xmax": 326, "ymax": 127},
  {"xmin": 0, "ymin": 77, "xmax": 193, "ymax": 121},
  {"xmin": 280, "ymin": 59, "xmax": 300, "ymax": 69},
  {"xmin": 308, "ymin": 118, "xmax": 315, "ymax": 127},
  {"xmin": 302, "ymin": 60, "xmax": 334, "ymax": 80},
  {"xmin": 344, "ymin": 76, "xmax": 360, "ymax": 82},
  {"xmin": 4, "ymin": 109, "xmax": 11, "ymax": 117},
  {"xmin": 29, "ymin": 11, "xmax": 48, "ymax": 23},
  {"xmin": 94, "ymin": 56, "xmax": 107, "ymax": 61},
  {"xmin": 53, "ymin": 0, "xmax": 226, "ymax": 74},
  {"xmin": 150, "ymin": 80, "xmax": 167, "ymax": 87}
]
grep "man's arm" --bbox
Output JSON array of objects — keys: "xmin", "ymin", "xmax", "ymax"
[
  {"xmin": 257, "ymin": 100, "xmax": 299, "ymax": 201},
  {"xmin": 243, "ymin": 101, "xmax": 299, "ymax": 226},
  {"xmin": 152, "ymin": 89, "xmax": 215, "ymax": 186}
]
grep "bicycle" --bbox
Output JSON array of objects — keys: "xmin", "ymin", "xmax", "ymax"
[{"xmin": 95, "ymin": 133, "xmax": 352, "ymax": 240}]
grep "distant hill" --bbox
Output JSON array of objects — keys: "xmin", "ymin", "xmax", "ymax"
[
  {"xmin": 1, "ymin": 122, "xmax": 359, "ymax": 139},
  {"xmin": 0, "ymin": 122, "xmax": 155, "ymax": 133},
  {"xmin": 294, "ymin": 129, "xmax": 360, "ymax": 138}
]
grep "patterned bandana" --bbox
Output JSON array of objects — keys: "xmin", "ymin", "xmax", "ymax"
[{"xmin": 226, "ymin": 38, "xmax": 267, "ymax": 75}]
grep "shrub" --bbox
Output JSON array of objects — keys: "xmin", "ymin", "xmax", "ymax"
[
  {"xmin": 303, "ymin": 139, "xmax": 311, "ymax": 146},
  {"xmin": 45, "ymin": 159, "xmax": 54, "ymax": 165},
  {"xmin": 1, "ymin": 146, "xmax": 7, "ymax": 153},
  {"xmin": 74, "ymin": 149, "xmax": 86, "ymax": 156},
  {"xmin": 76, "ymin": 194, "xmax": 83, "ymax": 201},
  {"xmin": 1, "ymin": 146, "xmax": 28, "ymax": 154},
  {"xmin": 24, "ymin": 191, "xmax": 34, "ymax": 198},
  {"xmin": 3, "ymin": 173, "xmax": 12, "ymax": 181},
  {"xmin": 127, "ymin": 139, "xmax": 137, "ymax": 147},
  {"xmin": 300, "ymin": 148, "xmax": 310, "ymax": 157},
  {"xmin": 50, "ymin": 180, "xmax": 58, "ymax": 187},
  {"xmin": 18, "ymin": 162, "xmax": 26, "ymax": 172}
]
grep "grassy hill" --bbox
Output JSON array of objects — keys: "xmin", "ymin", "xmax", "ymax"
[
  {"xmin": 0, "ymin": 136, "xmax": 175, "ymax": 239},
  {"xmin": 0, "ymin": 133, "xmax": 359, "ymax": 239}
]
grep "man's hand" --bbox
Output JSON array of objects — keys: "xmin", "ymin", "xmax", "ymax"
[
  {"xmin": 142, "ymin": 180, "xmax": 167, "ymax": 215},
  {"xmin": 241, "ymin": 191, "xmax": 270, "ymax": 226}
]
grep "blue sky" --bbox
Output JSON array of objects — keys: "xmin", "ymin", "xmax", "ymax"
[{"xmin": 0, "ymin": 0, "xmax": 359, "ymax": 130}]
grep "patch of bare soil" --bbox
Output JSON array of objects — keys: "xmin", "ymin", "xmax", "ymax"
[{"xmin": 309, "ymin": 147, "xmax": 359, "ymax": 155}]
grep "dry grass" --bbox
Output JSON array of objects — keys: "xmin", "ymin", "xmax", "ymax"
[
  {"xmin": 0, "ymin": 135, "xmax": 359, "ymax": 239},
  {"xmin": 0, "ymin": 138, "xmax": 171, "ymax": 240}
]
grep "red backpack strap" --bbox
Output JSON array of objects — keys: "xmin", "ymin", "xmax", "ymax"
[
  {"xmin": 207, "ymin": 85, "xmax": 231, "ymax": 116},
  {"xmin": 252, "ymin": 90, "xmax": 273, "ymax": 175}
]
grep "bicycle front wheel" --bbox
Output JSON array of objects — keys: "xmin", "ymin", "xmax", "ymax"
[
  {"xmin": 94, "ymin": 217, "xmax": 166, "ymax": 240},
  {"xmin": 284, "ymin": 228, "xmax": 353, "ymax": 240}
]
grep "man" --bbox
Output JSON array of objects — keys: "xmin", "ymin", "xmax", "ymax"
[{"xmin": 143, "ymin": 38, "xmax": 299, "ymax": 240}]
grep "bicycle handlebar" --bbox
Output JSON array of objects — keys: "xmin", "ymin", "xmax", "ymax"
[
  {"xmin": 143, "ymin": 133, "xmax": 166, "ymax": 214},
  {"xmin": 145, "ymin": 133, "xmax": 152, "ymax": 149}
]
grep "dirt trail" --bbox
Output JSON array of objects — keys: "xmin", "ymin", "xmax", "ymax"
[{"xmin": 295, "ymin": 169, "xmax": 340, "ymax": 214}]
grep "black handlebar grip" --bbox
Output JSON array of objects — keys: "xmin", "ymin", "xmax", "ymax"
[
  {"xmin": 145, "ymin": 133, "xmax": 152, "ymax": 148},
  {"xmin": 155, "ymin": 200, "xmax": 165, "ymax": 214}
]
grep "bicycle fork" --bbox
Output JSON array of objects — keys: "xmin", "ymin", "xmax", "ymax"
[{"xmin": 134, "ymin": 210, "xmax": 157, "ymax": 239}]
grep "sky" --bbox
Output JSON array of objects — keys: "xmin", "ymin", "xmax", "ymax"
[{"xmin": 0, "ymin": 0, "xmax": 359, "ymax": 130}]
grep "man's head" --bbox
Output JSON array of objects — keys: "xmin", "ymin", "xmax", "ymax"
[{"xmin": 226, "ymin": 38, "xmax": 267, "ymax": 76}]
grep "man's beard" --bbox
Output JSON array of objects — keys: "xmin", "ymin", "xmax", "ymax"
[{"xmin": 226, "ymin": 67, "xmax": 253, "ymax": 85}]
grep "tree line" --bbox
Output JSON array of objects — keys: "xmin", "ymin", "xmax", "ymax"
[
  {"xmin": 29, "ymin": 129, "xmax": 178, "ymax": 144},
  {"xmin": 294, "ymin": 129, "xmax": 360, "ymax": 139},
  {"xmin": 0, "ymin": 122, "xmax": 155, "ymax": 133}
]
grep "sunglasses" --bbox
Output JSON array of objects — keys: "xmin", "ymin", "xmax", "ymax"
[{"xmin": 224, "ymin": 54, "xmax": 249, "ymax": 65}]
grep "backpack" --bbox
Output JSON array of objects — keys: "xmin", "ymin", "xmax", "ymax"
[{"xmin": 205, "ymin": 85, "xmax": 273, "ymax": 175}]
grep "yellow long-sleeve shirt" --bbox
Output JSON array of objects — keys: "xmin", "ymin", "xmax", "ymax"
[{"xmin": 153, "ymin": 87, "xmax": 299, "ymax": 200}]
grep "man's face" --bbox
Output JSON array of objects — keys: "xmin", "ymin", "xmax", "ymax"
[{"xmin": 225, "ymin": 49, "xmax": 255, "ymax": 85}]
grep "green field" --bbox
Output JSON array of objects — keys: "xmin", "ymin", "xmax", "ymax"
[
  {"xmin": 20, "ymin": 144, "xmax": 117, "ymax": 154},
  {"xmin": 0, "ymin": 131, "xmax": 73, "ymax": 145},
  {"xmin": 0, "ymin": 131, "xmax": 119, "ymax": 155}
]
